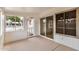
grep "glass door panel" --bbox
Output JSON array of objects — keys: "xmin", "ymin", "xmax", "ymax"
[
  {"xmin": 65, "ymin": 10, "xmax": 76, "ymax": 36},
  {"xmin": 56, "ymin": 13, "xmax": 65, "ymax": 34},
  {"xmin": 40, "ymin": 18, "xmax": 46, "ymax": 36},
  {"xmin": 46, "ymin": 16, "xmax": 53, "ymax": 38}
]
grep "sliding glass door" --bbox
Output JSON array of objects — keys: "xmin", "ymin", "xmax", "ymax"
[
  {"xmin": 40, "ymin": 18, "xmax": 46, "ymax": 36},
  {"xmin": 65, "ymin": 10, "xmax": 76, "ymax": 36},
  {"xmin": 40, "ymin": 16, "xmax": 53, "ymax": 39},
  {"xmin": 46, "ymin": 16, "xmax": 53, "ymax": 38},
  {"xmin": 56, "ymin": 10, "xmax": 76, "ymax": 36},
  {"xmin": 56, "ymin": 13, "xmax": 65, "ymax": 34}
]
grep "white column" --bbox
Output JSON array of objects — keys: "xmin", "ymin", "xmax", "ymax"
[
  {"xmin": 23, "ymin": 17, "xmax": 29, "ymax": 36},
  {"xmin": 53, "ymin": 14, "xmax": 56, "ymax": 40},
  {"xmin": 76, "ymin": 8, "xmax": 79, "ymax": 39},
  {"xmin": 23, "ymin": 17, "xmax": 27, "ymax": 30},
  {"xmin": 0, "ymin": 8, "xmax": 5, "ymax": 50},
  {"xmin": 34, "ymin": 17, "xmax": 40, "ymax": 36}
]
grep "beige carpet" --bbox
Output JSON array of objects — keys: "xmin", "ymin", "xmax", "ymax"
[{"xmin": 4, "ymin": 36, "xmax": 76, "ymax": 51}]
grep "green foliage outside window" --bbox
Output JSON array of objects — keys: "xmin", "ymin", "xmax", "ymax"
[{"xmin": 7, "ymin": 16, "xmax": 21, "ymax": 22}]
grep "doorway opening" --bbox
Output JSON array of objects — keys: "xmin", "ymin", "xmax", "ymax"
[{"xmin": 27, "ymin": 17, "xmax": 35, "ymax": 36}]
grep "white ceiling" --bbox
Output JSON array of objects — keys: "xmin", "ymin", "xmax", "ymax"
[
  {"xmin": 4, "ymin": 7, "xmax": 52, "ymax": 14},
  {"xmin": 4, "ymin": 7, "xmax": 76, "ymax": 17}
]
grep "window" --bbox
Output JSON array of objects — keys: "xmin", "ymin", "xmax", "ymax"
[{"xmin": 6, "ymin": 16, "xmax": 24, "ymax": 32}]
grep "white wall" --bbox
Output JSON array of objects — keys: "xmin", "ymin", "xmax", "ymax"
[
  {"xmin": 4, "ymin": 30, "xmax": 28, "ymax": 43},
  {"xmin": 38, "ymin": 8, "xmax": 79, "ymax": 50},
  {"xmin": 54, "ymin": 34, "xmax": 79, "ymax": 50},
  {"xmin": 34, "ymin": 17, "xmax": 40, "ymax": 35}
]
